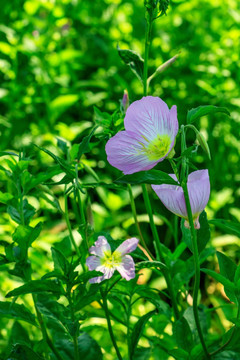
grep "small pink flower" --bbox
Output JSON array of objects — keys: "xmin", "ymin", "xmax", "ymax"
[
  {"xmin": 152, "ymin": 170, "xmax": 210, "ymax": 229},
  {"xmin": 105, "ymin": 96, "xmax": 178, "ymax": 175},
  {"xmin": 86, "ymin": 236, "xmax": 139, "ymax": 283}
]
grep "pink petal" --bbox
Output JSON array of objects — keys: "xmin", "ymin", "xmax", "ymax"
[
  {"xmin": 151, "ymin": 170, "xmax": 210, "ymax": 220},
  {"xmin": 152, "ymin": 174, "xmax": 187, "ymax": 218},
  {"xmin": 188, "ymin": 170, "xmax": 210, "ymax": 216},
  {"xmin": 89, "ymin": 267, "xmax": 115, "ymax": 284},
  {"xmin": 89, "ymin": 236, "xmax": 111, "ymax": 257},
  {"xmin": 114, "ymin": 238, "xmax": 139, "ymax": 256},
  {"xmin": 116, "ymin": 255, "xmax": 136, "ymax": 281},
  {"xmin": 105, "ymin": 130, "xmax": 159, "ymax": 175},
  {"xmin": 124, "ymin": 97, "xmax": 169, "ymax": 139},
  {"xmin": 86, "ymin": 255, "xmax": 101, "ymax": 271}
]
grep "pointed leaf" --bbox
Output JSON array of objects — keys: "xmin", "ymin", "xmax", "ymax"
[
  {"xmin": 216, "ymin": 252, "xmax": 237, "ymax": 282},
  {"xmin": 201, "ymin": 268, "xmax": 235, "ymax": 292},
  {"xmin": 117, "ymin": 46, "xmax": 144, "ymax": 81},
  {"xmin": 130, "ymin": 310, "xmax": 156, "ymax": 359},
  {"xmin": 115, "ymin": 170, "xmax": 179, "ymax": 186},
  {"xmin": 0, "ymin": 301, "xmax": 36, "ymax": 326},
  {"xmin": 187, "ymin": 105, "xmax": 230, "ymax": 124},
  {"xmin": 209, "ymin": 219, "xmax": 240, "ymax": 238},
  {"xmin": 5, "ymin": 280, "xmax": 63, "ymax": 298}
]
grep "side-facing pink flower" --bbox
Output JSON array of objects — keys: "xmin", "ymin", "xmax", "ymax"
[
  {"xmin": 152, "ymin": 170, "xmax": 210, "ymax": 229},
  {"xmin": 86, "ymin": 236, "xmax": 139, "ymax": 283},
  {"xmin": 106, "ymin": 96, "xmax": 178, "ymax": 175}
]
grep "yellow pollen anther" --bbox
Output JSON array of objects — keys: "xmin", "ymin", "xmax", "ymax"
[{"xmin": 139, "ymin": 134, "xmax": 171, "ymax": 160}]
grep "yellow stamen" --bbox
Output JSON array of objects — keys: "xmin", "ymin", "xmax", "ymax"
[
  {"xmin": 101, "ymin": 250, "xmax": 122, "ymax": 268},
  {"xmin": 139, "ymin": 134, "xmax": 171, "ymax": 161}
]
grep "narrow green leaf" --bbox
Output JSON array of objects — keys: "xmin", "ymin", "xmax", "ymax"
[
  {"xmin": 0, "ymin": 191, "xmax": 14, "ymax": 204},
  {"xmin": 135, "ymin": 260, "xmax": 167, "ymax": 271},
  {"xmin": 130, "ymin": 310, "xmax": 156, "ymax": 359},
  {"xmin": 117, "ymin": 46, "xmax": 144, "ymax": 81},
  {"xmin": 9, "ymin": 343, "xmax": 44, "ymax": 360},
  {"xmin": 187, "ymin": 105, "xmax": 230, "ymax": 124},
  {"xmin": 216, "ymin": 252, "xmax": 237, "ymax": 282},
  {"xmin": 34, "ymin": 145, "xmax": 75, "ymax": 178},
  {"xmin": 51, "ymin": 247, "xmax": 70, "ymax": 275},
  {"xmin": 173, "ymin": 316, "xmax": 194, "ymax": 352},
  {"xmin": 6, "ymin": 280, "xmax": 63, "ymax": 298},
  {"xmin": 209, "ymin": 219, "xmax": 240, "ymax": 238},
  {"xmin": 0, "ymin": 301, "xmax": 36, "ymax": 326},
  {"xmin": 77, "ymin": 126, "xmax": 98, "ymax": 160},
  {"xmin": 115, "ymin": 170, "xmax": 179, "ymax": 186},
  {"xmin": 201, "ymin": 268, "xmax": 235, "ymax": 292}
]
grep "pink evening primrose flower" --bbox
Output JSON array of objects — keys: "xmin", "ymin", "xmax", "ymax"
[
  {"xmin": 86, "ymin": 236, "xmax": 139, "ymax": 283},
  {"xmin": 152, "ymin": 170, "xmax": 210, "ymax": 229},
  {"xmin": 105, "ymin": 96, "xmax": 179, "ymax": 175}
]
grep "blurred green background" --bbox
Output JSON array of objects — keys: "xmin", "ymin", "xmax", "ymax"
[
  {"xmin": 0, "ymin": 0, "xmax": 239, "ymax": 211},
  {"xmin": 0, "ymin": 0, "xmax": 240, "ymax": 357}
]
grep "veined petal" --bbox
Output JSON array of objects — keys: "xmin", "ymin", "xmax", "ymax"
[
  {"xmin": 152, "ymin": 170, "xmax": 210, "ymax": 220},
  {"xmin": 105, "ymin": 130, "xmax": 160, "ymax": 175},
  {"xmin": 124, "ymin": 96, "xmax": 170, "ymax": 140},
  {"xmin": 86, "ymin": 255, "xmax": 101, "ymax": 271},
  {"xmin": 188, "ymin": 170, "xmax": 210, "ymax": 217},
  {"xmin": 89, "ymin": 236, "xmax": 111, "ymax": 258},
  {"xmin": 114, "ymin": 238, "xmax": 139, "ymax": 256},
  {"xmin": 152, "ymin": 174, "xmax": 187, "ymax": 218},
  {"xmin": 116, "ymin": 255, "xmax": 136, "ymax": 281},
  {"xmin": 89, "ymin": 267, "xmax": 115, "ymax": 284}
]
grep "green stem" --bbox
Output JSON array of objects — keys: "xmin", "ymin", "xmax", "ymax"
[
  {"xmin": 18, "ymin": 174, "xmax": 63, "ymax": 360},
  {"xmin": 64, "ymin": 189, "xmax": 81, "ymax": 260},
  {"xmin": 127, "ymin": 184, "xmax": 154, "ymax": 258},
  {"xmin": 33, "ymin": 295, "xmax": 64, "ymax": 360},
  {"xmin": 182, "ymin": 181, "xmax": 210, "ymax": 359},
  {"xmin": 143, "ymin": 12, "xmax": 152, "ymax": 97},
  {"xmin": 141, "ymin": 184, "xmax": 179, "ymax": 320},
  {"xmin": 180, "ymin": 127, "xmax": 210, "ymax": 359},
  {"xmin": 67, "ymin": 289, "xmax": 79, "ymax": 360},
  {"xmin": 126, "ymin": 294, "xmax": 133, "ymax": 360},
  {"xmin": 100, "ymin": 289, "xmax": 123, "ymax": 360}
]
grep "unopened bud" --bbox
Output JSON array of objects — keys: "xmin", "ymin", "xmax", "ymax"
[
  {"xmin": 147, "ymin": 54, "xmax": 179, "ymax": 86},
  {"xmin": 122, "ymin": 89, "xmax": 129, "ymax": 112},
  {"xmin": 186, "ymin": 124, "xmax": 211, "ymax": 160},
  {"xmin": 196, "ymin": 132, "xmax": 211, "ymax": 160}
]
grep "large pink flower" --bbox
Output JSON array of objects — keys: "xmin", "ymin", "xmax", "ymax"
[
  {"xmin": 105, "ymin": 96, "xmax": 178, "ymax": 174},
  {"xmin": 152, "ymin": 170, "xmax": 210, "ymax": 229},
  {"xmin": 86, "ymin": 236, "xmax": 139, "ymax": 283}
]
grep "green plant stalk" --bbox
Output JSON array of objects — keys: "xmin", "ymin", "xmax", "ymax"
[
  {"xmin": 143, "ymin": 11, "xmax": 152, "ymax": 97},
  {"xmin": 18, "ymin": 175, "xmax": 63, "ymax": 360},
  {"xmin": 127, "ymin": 184, "xmax": 154, "ymax": 258},
  {"xmin": 64, "ymin": 190, "xmax": 81, "ymax": 258},
  {"xmin": 33, "ymin": 295, "xmax": 64, "ymax": 360},
  {"xmin": 180, "ymin": 126, "xmax": 210, "ymax": 358},
  {"xmin": 141, "ymin": 184, "xmax": 179, "ymax": 320},
  {"xmin": 182, "ymin": 182, "xmax": 210, "ymax": 359},
  {"xmin": 142, "ymin": 8, "xmax": 179, "ymax": 320},
  {"xmin": 67, "ymin": 288, "xmax": 79, "ymax": 360},
  {"xmin": 100, "ymin": 289, "xmax": 123, "ymax": 360},
  {"xmin": 126, "ymin": 294, "xmax": 133, "ymax": 360}
]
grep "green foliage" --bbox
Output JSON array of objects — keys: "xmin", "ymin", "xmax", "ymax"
[
  {"xmin": 181, "ymin": 211, "xmax": 210, "ymax": 253},
  {"xmin": 130, "ymin": 310, "xmax": 156, "ymax": 359},
  {"xmin": 187, "ymin": 105, "xmax": 230, "ymax": 124},
  {"xmin": 0, "ymin": 0, "xmax": 239, "ymax": 359},
  {"xmin": 117, "ymin": 46, "xmax": 144, "ymax": 82},
  {"xmin": 116, "ymin": 169, "xmax": 179, "ymax": 185}
]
